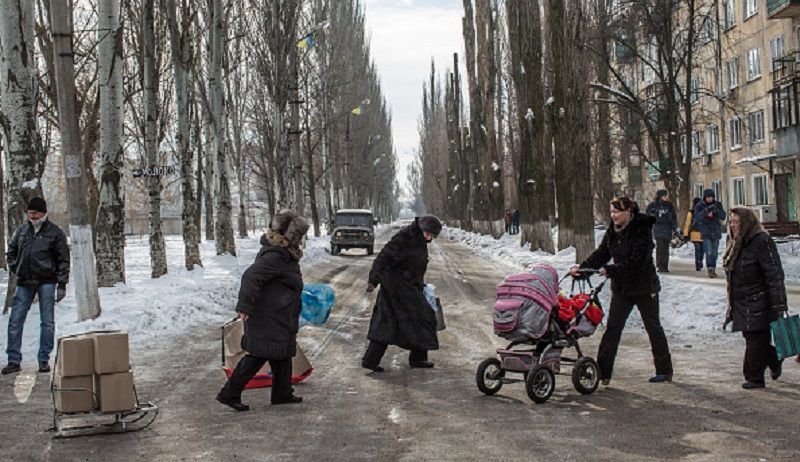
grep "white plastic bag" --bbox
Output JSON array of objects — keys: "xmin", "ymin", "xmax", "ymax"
[{"xmin": 423, "ymin": 284, "xmax": 437, "ymax": 312}]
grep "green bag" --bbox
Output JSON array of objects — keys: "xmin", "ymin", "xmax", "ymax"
[{"xmin": 770, "ymin": 312, "xmax": 800, "ymax": 361}]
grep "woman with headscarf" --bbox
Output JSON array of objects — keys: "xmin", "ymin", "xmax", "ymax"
[
  {"xmin": 570, "ymin": 197, "xmax": 673, "ymax": 384},
  {"xmin": 362, "ymin": 215, "xmax": 443, "ymax": 372},
  {"xmin": 216, "ymin": 210, "xmax": 309, "ymax": 411},
  {"xmin": 723, "ymin": 207, "xmax": 788, "ymax": 389}
]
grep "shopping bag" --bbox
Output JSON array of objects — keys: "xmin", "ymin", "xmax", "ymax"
[
  {"xmin": 770, "ymin": 312, "xmax": 800, "ymax": 361},
  {"xmin": 435, "ymin": 297, "xmax": 446, "ymax": 331},
  {"xmin": 300, "ymin": 283, "xmax": 336, "ymax": 326}
]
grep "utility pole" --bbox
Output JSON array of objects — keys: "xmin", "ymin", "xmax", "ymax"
[{"xmin": 49, "ymin": 0, "xmax": 101, "ymax": 321}]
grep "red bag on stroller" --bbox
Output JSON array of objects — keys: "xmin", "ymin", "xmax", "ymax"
[{"xmin": 557, "ymin": 294, "xmax": 604, "ymax": 337}]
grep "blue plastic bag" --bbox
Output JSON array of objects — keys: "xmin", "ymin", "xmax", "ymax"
[
  {"xmin": 423, "ymin": 284, "xmax": 437, "ymax": 312},
  {"xmin": 300, "ymin": 283, "xmax": 336, "ymax": 326}
]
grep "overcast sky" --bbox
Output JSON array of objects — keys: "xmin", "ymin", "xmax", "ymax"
[{"xmin": 362, "ymin": 0, "xmax": 464, "ymax": 193}]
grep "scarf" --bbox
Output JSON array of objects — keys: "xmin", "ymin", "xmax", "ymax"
[
  {"xmin": 722, "ymin": 208, "xmax": 765, "ymax": 273},
  {"xmin": 266, "ymin": 228, "xmax": 303, "ymax": 261}
]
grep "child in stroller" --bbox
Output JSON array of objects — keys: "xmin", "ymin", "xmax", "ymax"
[{"xmin": 476, "ymin": 264, "xmax": 607, "ymax": 403}]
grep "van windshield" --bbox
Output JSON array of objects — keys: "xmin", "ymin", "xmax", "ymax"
[{"xmin": 335, "ymin": 213, "xmax": 372, "ymax": 227}]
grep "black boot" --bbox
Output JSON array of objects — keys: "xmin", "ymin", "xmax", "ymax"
[
  {"xmin": 409, "ymin": 361, "xmax": 434, "ymax": 368},
  {"xmin": 361, "ymin": 360, "xmax": 384, "ymax": 372},
  {"xmin": 216, "ymin": 391, "xmax": 250, "ymax": 412},
  {"xmin": 741, "ymin": 381, "xmax": 765, "ymax": 389},
  {"xmin": 1, "ymin": 363, "xmax": 21, "ymax": 375},
  {"xmin": 271, "ymin": 395, "xmax": 303, "ymax": 405},
  {"xmin": 39, "ymin": 362, "xmax": 51, "ymax": 373}
]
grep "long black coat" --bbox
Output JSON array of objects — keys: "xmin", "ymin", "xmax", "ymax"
[
  {"xmin": 581, "ymin": 213, "xmax": 661, "ymax": 297},
  {"xmin": 236, "ymin": 237, "xmax": 303, "ymax": 360},
  {"xmin": 367, "ymin": 219, "xmax": 438, "ymax": 351},
  {"xmin": 726, "ymin": 233, "xmax": 787, "ymax": 332},
  {"xmin": 6, "ymin": 219, "xmax": 70, "ymax": 287}
]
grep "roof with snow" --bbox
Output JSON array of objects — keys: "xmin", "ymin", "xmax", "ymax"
[{"xmin": 335, "ymin": 209, "xmax": 373, "ymax": 215}]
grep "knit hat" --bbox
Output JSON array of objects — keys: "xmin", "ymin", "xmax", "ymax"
[
  {"xmin": 418, "ymin": 215, "xmax": 442, "ymax": 237},
  {"xmin": 27, "ymin": 197, "xmax": 47, "ymax": 213}
]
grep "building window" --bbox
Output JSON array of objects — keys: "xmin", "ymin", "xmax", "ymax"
[
  {"xmin": 744, "ymin": 0, "xmax": 758, "ymax": 19},
  {"xmin": 748, "ymin": 110, "xmax": 765, "ymax": 143},
  {"xmin": 680, "ymin": 134, "xmax": 687, "ymax": 163},
  {"xmin": 711, "ymin": 180, "xmax": 722, "ymax": 200},
  {"xmin": 724, "ymin": 0, "xmax": 735, "ymax": 29},
  {"xmin": 727, "ymin": 57, "xmax": 739, "ymax": 90},
  {"xmin": 732, "ymin": 177, "xmax": 746, "ymax": 206},
  {"xmin": 752, "ymin": 174, "xmax": 769, "ymax": 205},
  {"xmin": 701, "ymin": 17, "xmax": 715, "ymax": 44},
  {"xmin": 747, "ymin": 48, "xmax": 761, "ymax": 80},
  {"xmin": 694, "ymin": 183, "xmax": 704, "ymax": 200},
  {"xmin": 690, "ymin": 78, "xmax": 700, "ymax": 103},
  {"xmin": 770, "ymin": 35, "xmax": 785, "ymax": 72},
  {"xmin": 692, "ymin": 130, "xmax": 701, "ymax": 157},
  {"xmin": 773, "ymin": 84, "xmax": 795, "ymax": 129},
  {"xmin": 707, "ymin": 125, "xmax": 720, "ymax": 153},
  {"xmin": 729, "ymin": 118, "xmax": 742, "ymax": 148}
]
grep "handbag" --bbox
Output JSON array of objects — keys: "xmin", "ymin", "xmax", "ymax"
[
  {"xmin": 770, "ymin": 312, "xmax": 800, "ymax": 361},
  {"xmin": 435, "ymin": 297, "xmax": 446, "ymax": 331}
]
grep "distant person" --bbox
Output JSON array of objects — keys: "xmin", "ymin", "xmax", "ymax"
[
  {"xmin": 504, "ymin": 209, "xmax": 512, "ymax": 235},
  {"xmin": 693, "ymin": 189, "xmax": 726, "ymax": 278},
  {"xmin": 570, "ymin": 197, "xmax": 673, "ymax": 385},
  {"xmin": 362, "ymin": 215, "xmax": 442, "ymax": 372},
  {"xmin": 683, "ymin": 197, "xmax": 704, "ymax": 271},
  {"xmin": 722, "ymin": 208, "xmax": 787, "ymax": 389},
  {"xmin": 3, "ymin": 197, "xmax": 70, "ymax": 375},
  {"xmin": 512, "ymin": 209, "xmax": 521, "ymax": 235},
  {"xmin": 645, "ymin": 189, "xmax": 677, "ymax": 273},
  {"xmin": 217, "ymin": 209, "xmax": 309, "ymax": 411}
]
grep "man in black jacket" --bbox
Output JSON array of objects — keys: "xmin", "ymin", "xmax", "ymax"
[
  {"xmin": 645, "ymin": 189, "xmax": 677, "ymax": 272},
  {"xmin": 3, "ymin": 197, "xmax": 70, "ymax": 375}
]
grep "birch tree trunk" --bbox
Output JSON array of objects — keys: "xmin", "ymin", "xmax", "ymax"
[
  {"xmin": 143, "ymin": 0, "xmax": 167, "ymax": 277},
  {"xmin": 1, "ymin": 0, "xmax": 43, "ymax": 313},
  {"xmin": 210, "ymin": 0, "xmax": 236, "ymax": 255},
  {"xmin": 49, "ymin": 0, "xmax": 102, "ymax": 321},
  {"xmin": 166, "ymin": 0, "xmax": 202, "ymax": 269},
  {"xmin": 95, "ymin": 0, "xmax": 126, "ymax": 287},
  {"xmin": 290, "ymin": 47, "xmax": 304, "ymax": 215}
]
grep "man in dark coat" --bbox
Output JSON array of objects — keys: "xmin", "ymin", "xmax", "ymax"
[
  {"xmin": 512, "ymin": 209, "xmax": 521, "ymax": 235},
  {"xmin": 723, "ymin": 207, "xmax": 787, "ymax": 389},
  {"xmin": 645, "ymin": 189, "xmax": 678, "ymax": 272},
  {"xmin": 3, "ymin": 197, "xmax": 70, "ymax": 375},
  {"xmin": 693, "ymin": 189, "xmax": 726, "ymax": 278},
  {"xmin": 362, "ymin": 215, "xmax": 442, "ymax": 372},
  {"xmin": 216, "ymin": 210, "xmax": 309, "ymax": 411},
  {"xmin": 572, "ymin": 197, "xmax": 673, "ymax": 384}
]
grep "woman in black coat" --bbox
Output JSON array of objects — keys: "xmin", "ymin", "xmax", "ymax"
[
  {"xmin": 723, "ymin": 207, "xmax": 788, "ymax": 389},
  {"xmin": 571, "ymin": 197, "xmax": 673, "ymax": 384},
  {"xmin": 361, "ymin": 216, "xmax": 442, "ymax": 372},
  {"xmin": 216, "ymin": 210, "xmax": 309, "ymax": 411}
]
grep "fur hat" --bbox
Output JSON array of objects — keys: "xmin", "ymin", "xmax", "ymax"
[
  {"xmin": 27, "ymin": 197, "xmax": 47, "ymax": 213},
  {"xmin": 418, "ymin": 215, "xmax": 442, "ymax": 236},
  {"xmin": 270, "ymin": 209, "xmax": 309, "ymax": 246}
]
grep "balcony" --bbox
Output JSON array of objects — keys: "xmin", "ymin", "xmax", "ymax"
[{"xmin": 768, "ymin": 0, "xmax": 800, "ymax": 19}]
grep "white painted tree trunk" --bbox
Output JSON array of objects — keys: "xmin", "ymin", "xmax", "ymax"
[
  {"xmin": 95, "ymin": 0, "xmax": 126, "ymax": 287},
  {"xmin": 210, "ymin": 0, "xmax": 235, "ymax": 255},
  {"xmin": 143, "ymin": 0, "xmax": 167, "ymax": 277},
  {"xmin": 49, "ymin": 0, "xmax": 101, "ymax": 321}
]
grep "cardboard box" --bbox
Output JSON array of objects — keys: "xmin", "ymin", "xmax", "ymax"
[
  {"xmin": 53, "ymin": 373, "xmax": 94, "ymax": 413},
  {"xmin": 95, "ymin": 371, "xmax": 136, "ymax": 413},
  {"xmin": 93, "ymin": 332, "xmax": 130, "ymax": 374},
  {"xmin": 56, "ymin": 335, "xmax": 95, "ymax": 377}
]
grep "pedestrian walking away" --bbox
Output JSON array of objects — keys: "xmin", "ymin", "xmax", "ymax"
[
  {"xmin": 570, "ymin": 196, "xmax": 673, "ymax": 385},
  {"xmin": 645, "ymin": 189, "xmax": 678, "ymax": 273},
  {"xmin": 693, "ymin": 189, "xmax": 726, "ymax": 278},
  {"xmin": 216, "ymin": 209, "xmax": 310, "ymax": 411},
  {"xmin": 3, "ymin": 197, "xmax": 70, "ymax": 376},
  {"xmin": 512, "ymin": 209, "xmax": 521, "ymax": 235},
  {"xmin": 362, "ymin": 215, "xmax": 442, "ymax": 372},
  {"xmin": 722, "ymin": 208, "xmax": 788, "ymax": 389},
  {"xmin": 504, "ymin": 209, "xmax": 512, "ymax": 235},
  {"xmin": 683, "ymin": 197, "xmax": 704, "ymax": 271}
]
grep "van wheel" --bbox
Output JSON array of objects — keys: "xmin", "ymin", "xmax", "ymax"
[{"xmin": 367, "ymin": 246, "xmax": 374, "ymax": 256}]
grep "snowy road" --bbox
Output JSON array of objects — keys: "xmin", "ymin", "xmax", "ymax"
[{"xmin": 1, "ymin": 223, "xmax": 799, "ymax": 461}]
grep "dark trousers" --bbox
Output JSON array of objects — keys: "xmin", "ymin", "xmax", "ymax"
[
  {"xmin": 597, "ymin": 292, "xmax": 673, "ymax": 379},
  {"xmin": 693, "ymin": 242, "xmax": 704, "ymax": 270},
  {"xmin": 219, "ymin": 354, "xmax": 293, "ymax": 403},
  {"xmin": 655, "ymin": 238, "xmax": 670, "ymax": 270},
  {"xmin": 363, "ymin": 340, "xmax": 427, "ymax": 365},
  {"xmin": 742, "ymin": 330, "xmax": 780, "ymax": 383}
]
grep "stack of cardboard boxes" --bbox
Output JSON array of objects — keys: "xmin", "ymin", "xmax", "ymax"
[{"xmin": 53, "ymin": 331, "xmax": 137, "ymax": 414}]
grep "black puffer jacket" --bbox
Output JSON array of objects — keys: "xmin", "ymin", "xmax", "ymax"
[
  {"xmin": 580, "ymin": 213, "xmax": 661, "ymax": 297},
  {"xmin": 726, "ymin": 233, "xmax": 787, "ymax": 332},
  {"xmin": 6, "ymin": 219, "xmax": 70, "ymax": 287},
  {"xmin": 367, "ymin": 218, "xmax": 438, "ymax": 351},
  {"xmin": 236, "ymin": 236, "xmax": 303, "ymax": 360},
  {"xmin": 645, "ymin": 190, "xmax": 677, "ymax": 240}
]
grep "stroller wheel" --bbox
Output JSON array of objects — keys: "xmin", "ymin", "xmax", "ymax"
[
  {"xmin": 526, "ymin": 365, "xmax": 555, "ymax": 403},
  {"xmin": 476, "ymin": 358, "xmax": 504, "ymax": 395},
  {"xmin": 572, "ymin": 357, "xmax": 600, "ymax": 395}
]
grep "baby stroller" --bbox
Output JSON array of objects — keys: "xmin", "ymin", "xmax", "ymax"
[{"xmin": 476, "ymin": 265, "xmax": 606, "ymax": 403}]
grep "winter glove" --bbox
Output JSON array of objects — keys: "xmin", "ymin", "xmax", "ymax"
[
  {"xmin": 56, "ymin": 283, "xmax": 67, "ymax": 303},
  {"xmin": 366, "ymin": 283, "xmax": 376, "ymax": 293}
]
